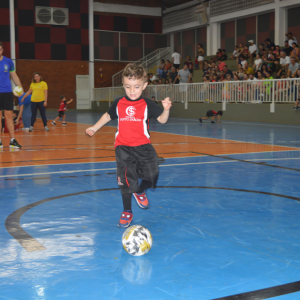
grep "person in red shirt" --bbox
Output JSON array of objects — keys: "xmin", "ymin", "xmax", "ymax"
[
  {"xmin": 217, "ymin": 59, "xmax": 226, "ymax": 72},
  {"xmin": 86, "ymin": 63, "xmax": 172, "ymax": 228},
  {"xmin": 51, "ymin": 95, "xmax": 73, "ymax": 126},
  {"xmin": 199, "ymin": 110, "xmax": 223, "ymax": 123}
]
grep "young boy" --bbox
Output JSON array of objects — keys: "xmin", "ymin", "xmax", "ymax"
[
  {"xmin": 51, "ymin": 95, "xmax": 73, "ymax": 126},
  {"xmin": 86, "ymin": 63, "xmax": 172, "ymax": 228},
  {"xmin": 2, "ymin": 110, "xmax": 22, "ymax": 133},
  {"xmin": 199, "ymin": 110, "xmax": 223, "ymax": 123}
]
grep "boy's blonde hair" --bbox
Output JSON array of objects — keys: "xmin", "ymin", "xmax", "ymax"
[{"xmin": 122, "ymin": 63, "xmax": 148, "ymax": 83}]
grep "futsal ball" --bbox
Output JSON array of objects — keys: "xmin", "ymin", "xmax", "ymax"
[
  {"xmin": 122, "ymin": 225, "xmax": 153, "ymax": 256},
  {"xmin": 13, "ymin": 86, "xmax": 23, "ymax": 97}
]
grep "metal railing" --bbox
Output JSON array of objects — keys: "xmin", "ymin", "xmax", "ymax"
[
  {"xmin": 112, "ymin": 47, "xmax": 171, "ymax": 87},
  {"xmin": 93, "ymin": 78, "xmax": 300, "ymax": 113}
]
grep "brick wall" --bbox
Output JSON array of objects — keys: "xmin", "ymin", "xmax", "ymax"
[
  {"xmin": 94, "ymin": 61, "xmax": 128, "ymax": 87},
  {"xmin": 16, "ymin": 60, "xmax": 89, "ymax": 109}
]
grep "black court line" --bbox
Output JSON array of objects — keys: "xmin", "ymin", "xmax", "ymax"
[
  {"xmin": 212, "ymin": 280, "xmax": 300, "ymax": 300},
  {"xmin": 5, "ymin": 186, "xmax": 300, "ymax": 251},
  {"xmin": 5, "ymin": 186, "xmax": 300, "ymax": 299},
  {"xmin": 190, "ymin": 151, "xmax": 300, "ymax": 172}
]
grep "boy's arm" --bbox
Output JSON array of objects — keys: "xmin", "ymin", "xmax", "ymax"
[
  {"xmin": 218, "ymin": 115, "xmax": 221, "ymax": 123},
  {"xmin": 86, "ymin": 112, "xmax": 111, "ymax": 136},
  {"xmin": 157, "ymin": 97, "xmax": 172, "ymax": 124},
  {"xmin": 66, "ymin": 99, "xmax": 73, "ymax": 104}
]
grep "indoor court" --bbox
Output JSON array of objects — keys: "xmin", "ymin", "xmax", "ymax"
[{"xmin": 1, "ymin": 113, "xmax": 300, "ymax": 299}]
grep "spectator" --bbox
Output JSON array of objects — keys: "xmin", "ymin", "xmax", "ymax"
[
  {"xmin": 265, "ymin": 38, "xmax": 275, "ymax": 51},
  {"xmin": 170, "ymin": 67, "xmax": 179, "ymax": 84},
  {"xmin": 172, "ymin": 49, "xmax": 181, "ymax": 70},
  {"xmin": 230, "ymin": 46, "xmax": 239, "ymax": 60},
  {"xmin": 219, "ymin": 49, "xmax": 227, "ymax": 61},
  {"xmin": 219, "ymin": 70, "xmax": 225, "ymax": 81},
  {"xmin": 243, "ymin": 73, "xmax": 249, "ymax": 81},
  {"xmin": 203, "ymin": 61, "xmax": 210, "ymax": 77},
  {"xmin": 240, "ymin": 55, "xmax": 247, "ymax": 67},
  {"xmin": 236, "ymin": 43, "xmax": 245, "ymax": 65},
  {"xmin": 249, "ymin": 73, "xmax": 257, "ymax": 81},
  {"xmin": 274, "ymin": 45, "xmax": 281, "ymax": 58},
  {"xmin": 223, "ymin": 65, "xmax": 233, "ymax": 78},
  {"xmin": 217, "ymin": 59, "xmax": 226, "ymax": 72},
  {"xmin": 233, "ymin": 74, "xmax": 239, "ymax": 81},
  {"xmin": 156, "ymin": 59, "xmax": 165, "ymax": 79},
  {"xmin": 261, "ymin": 64, "xmax": 268, "ymax": 77},
  {"xmin": 259, "ymin": 44, "xmax": 265, "ymax": 56},
  {"xmin": 248, "ymin": 40, "xmax": 258, "ymax": 65},
  {"xmin": 267, "ymin": 54, "xmax": 275, "ymax": 72},
  {"xmin": 257, "ymin": 70, "xmax": 264, "ymax": 81},
  {"xmin": 264, "ymin": 70, "xmax": 274, "ymax": 97},
  {"xmin": 287, "ymin": 57, "xmax": 299, "ymax": 78},
  {"xmin": 149, "ymin": 73, "xmax": 158, "ymax": 82},
  {"xmin": 243, "ymin": 45, "xmax": 250, "ymax": 59},
  {"xmin": 209, "ymin": 48, "xmax": 222, "ymax": 63},
  {"xmin": 280, "ymin": 51, "xmax": 290, "ymax": 74},
  {"xmin": 283, "ymin": 40, "xmax": 293, "ymax": 56},
  {"xmin": 151, "ymin": 96, "xmax": 158, "ymax": 104},
  {"xmin": 194, "ymin": 57, "xmax": 199, "ymax": 70},
  {"xmin": 286, "ymin": 32, "xmax": 298, "ymax": 47},
  {"xmin": 290, "ymin": 42, "xmax": 300, "ymax": 62},
  {"xmin": 176, "ymin": 64, "xmax": 191, "ymax": 100},
  {"xmin": 185, "ymin": 56, "xmax": 194, "ymax": 75},
  {"xmin": 237, "ymin": 63, "xmax": 245, "ymax": 80},
  {"xmin": 165, "ymin": 79, "xmax": 169, "ymax": 85},
  {"xmin": 197, "ymin": 44, "xmax": 205, "ymax": 70},
  {"xmin": 267, "ymin": 49, "xmax": 273, "ymax": 58},
  {"xmin": 274, "ymin": 58, "xmax": 283, "ymax": 78},
  {"xmin": 253, "ymin": 54, "xmax": 262, "ymax": 74},
  {"xmin": 165, "ymin": 60, "xmax": 172, "ymax": 75},
  {"xmin": 176, "ymin": 64, "xmax": 191, "ymax": 85}
]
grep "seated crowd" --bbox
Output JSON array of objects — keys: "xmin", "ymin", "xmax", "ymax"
[{"xmin": 149, "ymin": 32, "xmax": 300, "ymax": 87}]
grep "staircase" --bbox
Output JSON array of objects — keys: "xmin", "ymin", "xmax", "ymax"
[{"xmin": 112, "ymin": 47, "xmax": 171, "ymax": 87}]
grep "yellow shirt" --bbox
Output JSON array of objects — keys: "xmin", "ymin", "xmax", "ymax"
[{"xmin": 30, "ymin": 81, "xmax": 48, "ymax": 102}]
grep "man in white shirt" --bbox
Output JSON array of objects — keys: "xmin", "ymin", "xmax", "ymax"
[
  {"xmin": 172, "ymin": 49, "xmax": 181, "ymax": 70},
  {"xmin": 280, "ymin": 51, "xmax": 291, "ymax": 74},
  {"xmin": 286, "ymin": 32, "xmax": 298, "ymax": 47},
  {"xmin": 248, "ymin": 40, "xmax": 258, "ymax": 65}
]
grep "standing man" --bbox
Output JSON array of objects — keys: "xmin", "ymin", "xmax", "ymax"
[
  {"xmin": 172, "ymin": 49, "xmax": 181, "ymax": 70},
  {"xmin": 248, "ymin": 40, "xmax": 258, "ymax": 65},
  {"xmin": 287, "ymin": 57, "xmax": 299, "ymax": 78},
  {"xmin": 0, "ymin": 42, "xmax": 23, "ymax": 149},
  {"xmin": 175, "ymin": 64, "xmax": 191, "ymax": 102}
]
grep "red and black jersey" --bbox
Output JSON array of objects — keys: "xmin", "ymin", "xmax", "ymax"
[
  {"xmin": 58, "ymin": 100, "xmax": 67, "ymax": 112},
  {"xmin": 107, "ymin": 95, "xmax": 163, "ymax": 147},
  {"xmin": 211, "ymin": 110, "xmax": 218, "ymax": 116}
]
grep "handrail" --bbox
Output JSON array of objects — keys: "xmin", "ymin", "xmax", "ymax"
[
  {"xmin": 112, "ymin": 47, "xmax": 171, "ymax": 87},
  {"xmin": 93, "ymin": 78, "xmax": 300, "ymax": 112}
]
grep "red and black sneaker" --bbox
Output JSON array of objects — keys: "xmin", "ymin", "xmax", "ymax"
[
  {"xmin": 133, "ymin": 191, "xmax": 149, "ymax": 209},
  {"xmin": 118, "ymin": 211, "xmax": 133, "ymax": 228}
]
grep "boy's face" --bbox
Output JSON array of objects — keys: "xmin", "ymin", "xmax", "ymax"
[
  {"xmin": 123, "ymin": 76, "xmax": 147, "ymax": 100},
  {"xmin": 62, "ymin": 97, "xmax": 66, "ymax": 101}
]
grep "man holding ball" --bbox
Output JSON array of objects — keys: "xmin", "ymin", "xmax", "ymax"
[{"xmin": 0, "ymin": 42, "xmax": 23, "ymax": 149}]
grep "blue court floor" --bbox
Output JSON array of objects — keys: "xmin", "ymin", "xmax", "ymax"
[{"xmin": 1, "ymin": 112, "xmax": 300, "ymax": 300}]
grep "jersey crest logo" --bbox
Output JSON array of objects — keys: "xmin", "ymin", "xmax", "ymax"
[
  {"xmin": 120, "ymin": 106, "xmax": 141, "ymax": 122},
  {"xmin": 126, "ymin": 106, "xmax": 136, "ymax": 117},
  {"xmin": 4, "ymin": 64, "xmax": 8, "ymax": 72}
]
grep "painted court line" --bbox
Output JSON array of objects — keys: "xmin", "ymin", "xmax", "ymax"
[
  {"xmin": 1, "ymin": 150, "xmax": 299, "ymax": 170},
  {"xmin": 1, "ymin": 157, "xmax": 300, "ymax": 178}
]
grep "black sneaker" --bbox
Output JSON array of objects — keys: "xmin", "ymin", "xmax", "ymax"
[
  {"xmin": 199, "ymin": 118, "xmax": 202, "ymax": 123},
  {"xmin": 9, "ymin": 139, "xmax": 21, "ymax": 149},
  {"xmin": 51, "ymin": 121, "xmax": 56, "ymax": 125},
  {"xmin": 62, "ymin": 122, "xmax": 67, "ymax": 126},
  {"xmin": 0, "ymin": 141, "xmax": 3, "ymax": 149},
  {"xmin": 292, "ymin": 107, "xmax": 298, "ymax": 110},
  {"xmin": 211, "ymin": 121, "xmax": 215, "ymax": 123}
]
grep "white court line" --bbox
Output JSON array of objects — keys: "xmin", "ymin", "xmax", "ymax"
[
  {"xmin": 1, "ymin": 157, "xmax": 300, "ymax": 178},
  {"xmin": 1, "ymin": 149, "xmax": 300, "ymax": 170}
]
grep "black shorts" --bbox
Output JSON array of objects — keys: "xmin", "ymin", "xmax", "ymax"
[
  {"xmin": 174, "ymin": 64, "xmax": 180, "ymax": 69},
  {"xmin": 58, "ymin": 111, "xmax": 64, "ymax": 117},
  {"xmin": 0, "ymin": 92, "xmax": 14, "ymax": 111},
  {"xmin": 206, "ymin": 110, "xmax": 214, "ymax": 117},
  {"xmin": 115, "ymin": 144, "xmax": 159, "ymax": 194}
]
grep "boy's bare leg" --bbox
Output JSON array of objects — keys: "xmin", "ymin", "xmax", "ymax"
[{"xmin": 63, "ymin": 115, "xmax": 66, "ymax": 122}]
